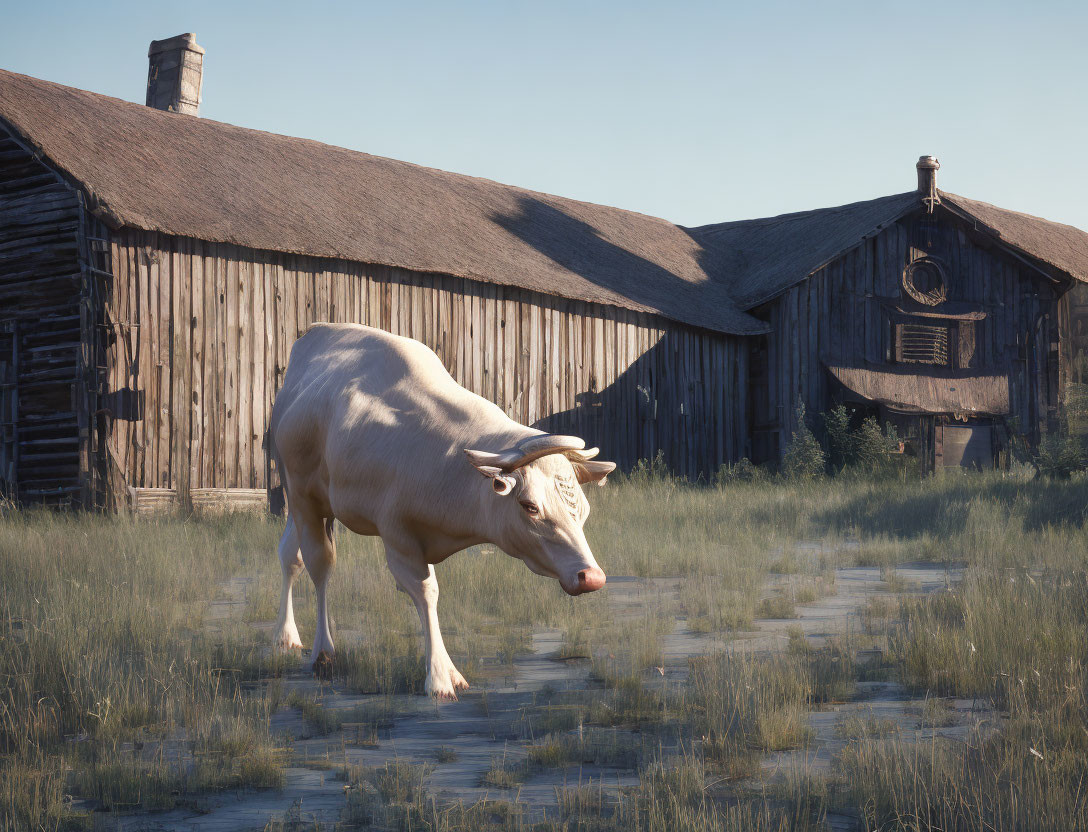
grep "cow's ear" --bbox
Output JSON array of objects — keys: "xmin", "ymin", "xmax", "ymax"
[
  {"xmin": 465, "ymin": 451, "xmax": 517, "ymax": 495},
  {"xmin": 572, "ymin": 460, "xmax": 616, "ymax": 487}
]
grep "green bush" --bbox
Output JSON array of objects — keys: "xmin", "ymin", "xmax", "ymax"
[
  {"xmin": 822, "ymin": 404, "xmax": 853, "ymax": 471},
  {"xmin": 714, "ymin": 457, "xmax": 767, "ymax": 485},
  {"xmin": 1035, "ymin": 431, "xmax": 1087, "ymax": 479},
  {"xmin": 821, "ymin": 404, "xmax": 901, "ymax": 476},
  {"xmin": 851, "ymin": 416, "xmax": 900, "ymax": 474},
  {"xmin": 1065, "ymin": 382, "xmax": 1088, "ymax": 433},
  {"xmin": 781, "ymin": 404, "xmax": 826, "ymax": 480},
  {"xmin": 627, "ymin": 449, "xmax": 676, "ymax": 484}
]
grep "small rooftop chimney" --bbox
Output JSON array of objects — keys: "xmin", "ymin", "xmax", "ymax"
[
  {"xmin": 916, "ymin": 155, "xmax": 940, "ymax": 212},
  {"xmin": 146, "ymin": 33, "xmax": 204, "ymax": 115}
]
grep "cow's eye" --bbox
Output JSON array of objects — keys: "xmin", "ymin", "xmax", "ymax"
[{"xmin": 520, "ymin": 502, "xmax": 540, "ymax": 516}]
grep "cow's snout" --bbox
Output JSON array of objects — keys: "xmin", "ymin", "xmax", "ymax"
[
  {"xmin": 578, "ymin": 567, "xmax": 606, "ymax": 592},
  {"xmin": 565, "ymin": 566, "xmax": 605, "ymax": 595}
]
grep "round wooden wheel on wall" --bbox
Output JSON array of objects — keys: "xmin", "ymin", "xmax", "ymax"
[{"xmin": 903, "ymin": 256, "xmax": 948, "ymax": 306}]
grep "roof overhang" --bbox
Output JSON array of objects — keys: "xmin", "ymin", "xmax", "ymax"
[
  {"xmin": 937, "ymin": 196, "xmax": 1072, "ymax": 287},
  {"xmin": 825, "ymin": 363, "xmax": 1010, "ymax": 416}
]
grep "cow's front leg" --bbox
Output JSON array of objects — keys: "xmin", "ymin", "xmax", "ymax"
[{"xmin": 384, "ymin": 547, "xmax": 468, "ymax": 701}]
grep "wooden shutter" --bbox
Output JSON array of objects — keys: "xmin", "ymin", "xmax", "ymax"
[{"xmin": 895, "ymin": 322, "xmax": 951, "ymax": 365}]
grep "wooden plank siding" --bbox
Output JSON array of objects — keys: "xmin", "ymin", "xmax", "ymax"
[
  {"xmin": 103, "ymin": 229, "xmax": 748, "ymax": 508},
  {"xmin": 0, "ymin": 123, "xmax": 105, "ymax": 507},
  {"xmin": 752, "ymin": 211, "xmax": 1065, "ymax": 463}
]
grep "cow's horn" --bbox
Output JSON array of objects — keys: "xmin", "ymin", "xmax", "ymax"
[
  {"xmin": 566, "ymin": 447, "xmax": 600, "ymax": 462},
  {"xmin": 507, "ymin": 434, "xmax": 586, "ymax": 470}
]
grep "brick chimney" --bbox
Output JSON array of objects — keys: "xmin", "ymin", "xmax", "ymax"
[
  {"xmin": 146, "ymin": 33, "xmax": 204, "ymax": 115},
  {"xmin": 916, "ymin": 155, "xmax": 940, "ymax": 212}
]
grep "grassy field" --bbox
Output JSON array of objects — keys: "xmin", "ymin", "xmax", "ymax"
[{"xmin": 2, "ymin": 469, "xmax": 1088, "ymax": 830}]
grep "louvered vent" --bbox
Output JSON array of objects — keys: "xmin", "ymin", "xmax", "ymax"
[{"xmin": 896, "ymin": 322, "xmax": 950, "ymax": 365}]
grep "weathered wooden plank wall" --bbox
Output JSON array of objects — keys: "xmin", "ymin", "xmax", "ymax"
[
  {"xmin": 104, "ymin": 229, "xmax": 747, "ymax": 506},
  {"xmin": 1057, "ymin": 284, "xmax": 1088, "ymax": 387},
  {"xmin": 753, "ymin": 212, "xmax": 1062, "ymax": 458},
  {"xmin": 0, "ymin": 123, "xmax": 96, "ymax": 506}
]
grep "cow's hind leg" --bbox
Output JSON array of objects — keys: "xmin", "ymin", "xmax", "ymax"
[
  {"xmin": 298, "ymin": 510, "xmax": 337, "ymax": 675},
  {"xmin": 384, "ymin": 546, "xmax": 468, "ymax": 701},
  {"xmin": 273, "ymin": 515, "xmax": 304, "ymax": 651}
]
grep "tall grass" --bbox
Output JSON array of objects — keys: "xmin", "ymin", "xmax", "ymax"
[
  {"xmin": 0, "ymin": 511, "xmax": 285, "ymax": 829},
  {"xmin": 341, "ymin": 753, "xmax": 827, "ymax": 831},
  {"xmin": 840, "ymin": 723, "xmax": 1088, "ymax": 832},
  {"xmin": 690, "ymin": 643, "xmax": 854, "ymax": 761},
  {"xmin": 843, "ymin": 566, "xmax": 1088, "ymax": 831},
  {"xmin": 4, "ymin": 470, "xmax": 1088, "ymax": 829}
]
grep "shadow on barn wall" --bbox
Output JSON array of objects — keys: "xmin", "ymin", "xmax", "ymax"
[
  {"xmin": 492, "ymin": 196, "xmax": 745, "ymax": 478},
  {"xmin": 532, "ymin": 332, "xmax": 665, "ymax": 474},
  {"xmin": 528, "ymin": 331, "xmax": 749, "ymax": 479},
  {"xmin": 491, "ymin": 195, "xmax": 730, "ymax": 324}
]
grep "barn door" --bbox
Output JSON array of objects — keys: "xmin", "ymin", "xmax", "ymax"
[
  {"xmin": 939, "ymin": 423, "xmax": 994, "ymax": 470},
  {"xmin": 0, "ymin": 320, "xmax": 17, "ymax": 499}
]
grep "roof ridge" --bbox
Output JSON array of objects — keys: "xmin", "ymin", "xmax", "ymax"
[{"xmin": 688, "ymin": 191, "xmax": 919, "ymax": 235}]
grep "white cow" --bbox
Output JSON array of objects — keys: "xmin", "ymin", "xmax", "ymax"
[{"xmin": 269, "ymin": 323, "xmax": 615, "ymax": 699}]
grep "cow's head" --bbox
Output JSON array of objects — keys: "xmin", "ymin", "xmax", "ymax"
[{"xmin": 465, "ymin": 435, "xmax": 615, "ymax": 595}]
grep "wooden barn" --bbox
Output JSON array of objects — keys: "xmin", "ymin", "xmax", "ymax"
[
  {"xmin": 0, "ymin": 37, "xmax": 765, "ymax": 511},
  {"xmin": 691, "ymin": 157, "xmax": 1088, "ymax": 471},
  {"xmin": 4, "ymin": 35, "xmax": 1088, "ymax": 510}
]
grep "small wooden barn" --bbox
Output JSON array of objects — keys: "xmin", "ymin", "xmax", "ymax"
[
  {"xmin": 690, "ymin": 158, "xmax": 1088, "ymax": 471},
  {"xmin": 0, "ymin": 44, "xmax": 765, "ymax": 511}
]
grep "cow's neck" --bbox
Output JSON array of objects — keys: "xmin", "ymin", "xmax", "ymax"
[{"xmin": 432, "ymin": 422, "xmax": 539, "ymax": 557}]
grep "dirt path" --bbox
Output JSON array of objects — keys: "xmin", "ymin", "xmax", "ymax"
[
  {"xmin": 114, "ymin": 558, "xmax": 966, "ymax": 830},
  {"xmin": 739, "ymin": 561, "xmax": 962, "ymax": 651}
]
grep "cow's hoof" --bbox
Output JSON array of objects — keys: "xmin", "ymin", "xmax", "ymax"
[
  {"xmin": 427, "ymin": 664, "xmax": 468, "ymax": 700},
  {"xmin": 449, "ymin": 667, "xmax": 469, "ymax": 692},
  {"xmin": 428, "ymin": 680, "xmax": 459, "ymax": 701},
  {"xmin": 311, "ymin": 650, "xmax": 334, "ymax": 679},
  {"xmin": 274, "ymin": 632, "xmax": 303, "ymax": 652}
]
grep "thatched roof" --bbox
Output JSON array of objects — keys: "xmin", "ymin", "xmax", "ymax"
[
  {"xmin": 690, "ymin": 190, "xmax": 1088, "ymax": 309},
  {"xmin": 0, "ymin": 69, "xmax": 768, "ymax": 336},
  {"xmin": 826, "ymin": 364, "xmax": 1010, "ymax": 415},
  {"xmin": 939, "ymin": 193, "xmax": 1088, "ymax": 285},
  {"xmin": 689, "ymin": 192, "xmax": 920, "ymax": 308},
  {"xmin": 4, "ymin": 69, "xmax": 1084, "ymax": 337}
]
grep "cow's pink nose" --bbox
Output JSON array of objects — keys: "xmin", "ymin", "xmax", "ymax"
[{"xmin": 576, "ymin": 567, "xmax": 606, "ymax": 593}]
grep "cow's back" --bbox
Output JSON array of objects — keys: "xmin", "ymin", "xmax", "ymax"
[
  {"xmin": 271, "ymin": 324, "xmax": 517, "ymax": 522},
  {"xmin": 274, "ymin": 323, "xmax": 449, "ymax": 422}
]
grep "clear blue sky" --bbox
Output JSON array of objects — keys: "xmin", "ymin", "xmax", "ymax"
[{"xmin": 3, "ymin": 1, "xmax": 1086, "ymax": 229}]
